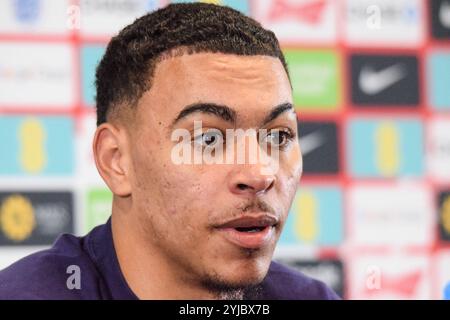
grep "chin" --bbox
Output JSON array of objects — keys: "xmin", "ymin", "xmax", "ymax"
[
  {"xmin": 216, "ymin": 255, "xmax": 271, "ymax": 287},
  {"xmin": 199, "ymin": 272, "xmax": 263, "ymax": 294},
  {"xmin": 229, "ymin": 272, "xmax": 266, "ymax": 288}
]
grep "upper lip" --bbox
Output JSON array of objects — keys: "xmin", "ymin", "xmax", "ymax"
[{"xmin": 216, "ymin": 214, "xmax": 278, "ymax": 229}]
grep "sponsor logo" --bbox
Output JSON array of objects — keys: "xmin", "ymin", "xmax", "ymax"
[
  {"xmin": 349, "ymin": 254, "xmax": 431, "ymax": 299},
  {"xmin": 0, "ymin": 192, "xmax": 73, "ymax": 245},
  {"xmin": 0, "ymin": 0, "xmax": 69, "ymax": 34},
  {"xmin": 438, "ymin": 191, "xmax": 450, "ymax": 242},
  {"xmin": 427, "ymin": 52, "xmax": 450, "ymax": 110},
  {"xmin": 280, "ymin": 186, "xmax": 343, "ymax": 245},
  {"xmin": 350, "ymin": 54, "xmax": 419, "ymax": 107},
  {"xmin": 80, "ymin": 0, "xmax": 161, "ymax": 36},
  {"xmin": 284, "ymin": 49, "xmax": 340, "ymax": 112},
  {"xmin": 358, "ymin": 64, "xmax": 407, "ymax": 96},
  {"xmin": 345, "ymin": 0, "xmax": 423, "ymax": 47},
  {"xmin": 440, "ymin": 1, "xmax": 450, "ymax": 28},
  {"xmin": 298, "ymin": 121, "xmax": 339, "ymax": 175},
  {"xmin": 364, "ymin": 270, "xmax": 422, "ymax": 297},
  {"xmin": 268, "ymin": 0, "xmax": 326, "ymax": 24},
  {"xmin": 13, "ymin": 0, "xmax": 41, "ymax": 24},
  {"xmin": 85, "ymin": 188, "xmax": 113, "ymax": 233},
  {"xmin": 348, "ymin": 183, "xmax": 434, "ymax": 246},
  {"xmin": 431, "ymin": 0, "xmax": 450, "ymax": 39},
  {"xmin": 427, "ymin": 118, "xmax": 450, "ymax": 182},
  {"xmin": 0, "ymin": 0, "xmax": 70, "ymax": 35},
  {"xmin": 276, "ymin": 259, "xmax": 344, "ymax": 297},
  {"xmin": 0, "ymin": 194, "xmax": 35, "ymax": 242},
  {"xmin": 252, "ymin": 0, "xmax": 336, "ymax": 44},
  {"xmin": 347, "ymin": 118, "xmax": 423, "ymax": 177},
  {"xmin": 81, "ymin": 0, "xmax": 147, "ymax": 13},
  {"xmin": 0, "ymin": 43, "xmax": 74, "ymax": 108},
  {"xmin": 0, "ymin": 116, "xmax": 74, "ymax": 176}
]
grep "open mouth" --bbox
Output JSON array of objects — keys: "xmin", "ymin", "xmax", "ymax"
[
  {"xmin": 218, "ymin": 224, "xmax": 274, "ymax": 249},
  {"xmin": 215, "ymin": 214, "xmax": 278, "ymax": 249},
  {"xmin": 234, "ymin": 226, "xmax": 267, "ymax": 233},
  {"xmin": 219, "ymin": 225, "xmax": 273, "ymax": 249}
]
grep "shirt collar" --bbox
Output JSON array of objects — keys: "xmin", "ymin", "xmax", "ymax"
[{"xmin": 86, "ymin": 217, "xmax": 138, "ymax": 300}]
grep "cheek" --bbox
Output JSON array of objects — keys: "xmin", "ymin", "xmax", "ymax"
[
  {"xmin": 131, "ymin": 133, "xmax": 163, "ymax": 187},
  {"xmin": 130, "ymin": 129, "xmax": 224, "ymax": 236},
  {"xmin": 280, "ymin": 145, "xmax": 302, "ymax": 188},
  {"xmin": 276, "ymin": 148, "xmax": 302, "ymax": 216},
  {"xmin": 143, "ymin": 165, "xmax": 217, "ymax": 224},
  {"xmin": 290, "ymin": 142, "xmax": 303, "ymax": 174},
  {"xmin": 157, "ymin": 170, "xmax": 226, "ymax": 244}
]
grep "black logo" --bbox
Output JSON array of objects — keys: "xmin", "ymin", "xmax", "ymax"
[
  {"xmin": 430, "ymin": 0, "xmax": 450, "ymax": 39},
  {"xmin": 0, "ymin": 192, "xmax": 74, "ymax": 245},
  {"xmin": 276, "ymin": 258, "xmax": 345, "ymax": 297},
  {"xmin": 298, "ymin": 121, "xmax": 339, "ymax": 175},
  {"xmin": 438, "ymin": 191, "xmax": 450, "ymax": 242},
  {"xmin": 350, "ymin": 54, "xmax": 420, "ymax": 107}
]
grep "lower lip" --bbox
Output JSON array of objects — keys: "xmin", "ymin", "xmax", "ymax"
[{"xmin": 217, "ymin": 226, "xmax": 274, "ymax": 249}]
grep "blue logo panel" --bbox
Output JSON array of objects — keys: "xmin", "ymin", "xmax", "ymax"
[
  {"xmin": 13, "ymin": 0, "xmax": 41, "ymax": 24},
  {"xmin": 428, "ymin": 52, "xmax": 450, "ymax": 111},
  {"xmin": 81, "ymin": 45, "xmax": 106, "ymax": 107},
  {"xmin": 279, "ymin": 186, "xmax": 343, "ymax": 246},
  {"xmin": 347, "ymin": 118, "xmax": 424, "ymax": 178},
  {"xmin": 0, "ymin": 116, "xmax": 74, "ymax": 175}
]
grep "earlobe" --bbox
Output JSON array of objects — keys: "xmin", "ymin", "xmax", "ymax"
[{"xmin": 93, "ymin": 123, "xmax": 132, "ymax": 197}]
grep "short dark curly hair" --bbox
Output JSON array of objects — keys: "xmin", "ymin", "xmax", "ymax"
[{"xmin": 95, "ymin": 2, "xmax": 290, "ymax": 126}]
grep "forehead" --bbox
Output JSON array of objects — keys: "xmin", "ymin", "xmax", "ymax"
[{"xmin": 141, "ymin": 52, "xmax": 292, "ymax": 121}]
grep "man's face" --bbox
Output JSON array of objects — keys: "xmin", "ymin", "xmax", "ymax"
[{"xmin": 127, "ymin": 52, "xmax": 302, "ymax": 292}]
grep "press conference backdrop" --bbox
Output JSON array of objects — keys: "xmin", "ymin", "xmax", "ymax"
[{"xmin": 0, "ymin": 0, "xmax": 449, "ymax": 300}]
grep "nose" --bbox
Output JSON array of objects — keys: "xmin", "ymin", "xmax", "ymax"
[{"xmin": 228, "ymin": 166, "xmax": 276, "ymax": 196}]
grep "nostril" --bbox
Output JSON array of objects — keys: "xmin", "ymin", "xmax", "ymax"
[
  {"xmin": 266, "ymin": 180, "xmax": 275, "ymax": 192},
  {"xmin": 237, "ymin": 183, "xmax": 248, "ymax": 190}
]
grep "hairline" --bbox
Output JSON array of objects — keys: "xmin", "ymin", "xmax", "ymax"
[{"xmin": 105, "ymin": 46, "xmax": 291, "ymax": 125}]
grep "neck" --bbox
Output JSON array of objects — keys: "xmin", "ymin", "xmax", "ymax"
[{"xmin": 111, "ymin": 204, "xmax": 242, "ymax": 299}]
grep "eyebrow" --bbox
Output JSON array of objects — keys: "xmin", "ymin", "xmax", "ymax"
[
  {"xmin": 172, "ymin": 103, "xmax": 236, "ymax": 127},
  {"xmin": 261, "ymin": 102, "xmax": 294, "ymax": 125},
  {"xmin": 171, "ymin": 102, "xmax": 294, "ymax": 127}
]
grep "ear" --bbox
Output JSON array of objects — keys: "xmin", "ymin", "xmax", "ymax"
[{"xmin": 93, "ymin": 123, "xmax": 132, "ymax": 197}]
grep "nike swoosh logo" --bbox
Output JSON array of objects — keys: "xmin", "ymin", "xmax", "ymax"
[
  {"xmin": 440, "ymin": 1, "xmax": 450, "ymax": 29},
  {"xmin": 299, "ymin": 130, "xmax": 326, "ymax": 156},
  {"xmin": 358, "ymin": 63, "xmax": 407, "ymax": 95}
]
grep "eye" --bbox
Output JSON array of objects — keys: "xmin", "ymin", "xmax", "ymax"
[
  {"xmin": 263, "ymin": 129, "xmax": 294, "ymax": 148},
  {"xmin": 193, "ymin": 128, "xmax": 224, "ymax": 148}
]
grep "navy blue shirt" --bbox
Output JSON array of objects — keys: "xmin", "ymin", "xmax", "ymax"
[{"xmin": 0, "ymin": 219, "xmax": 339, "ymax": 300}]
